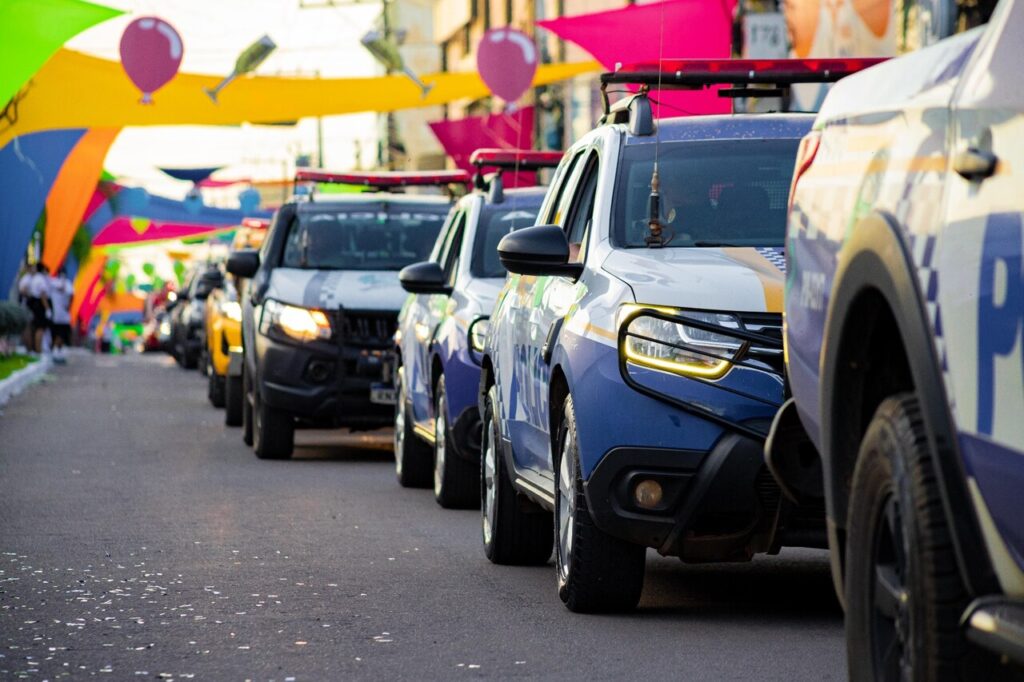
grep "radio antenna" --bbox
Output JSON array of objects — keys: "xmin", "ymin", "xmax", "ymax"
[{"xmin": 645, "ymin": 1, "xmax": 667, "ymax": 248}]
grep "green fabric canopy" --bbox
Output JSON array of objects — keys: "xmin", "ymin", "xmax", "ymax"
[{"xmin": 0, "ymin": 0, "xmax": 122, "ymax": 107}]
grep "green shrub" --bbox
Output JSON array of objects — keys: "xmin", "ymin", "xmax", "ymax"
[{"xmin": 0, "ymin": 301, "xmax": 30, "ymax": 337}]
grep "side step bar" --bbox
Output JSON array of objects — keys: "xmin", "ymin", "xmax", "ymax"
[{"xmin": 963, "ymin": 597, "xmax": 1024, "ymax": 665}]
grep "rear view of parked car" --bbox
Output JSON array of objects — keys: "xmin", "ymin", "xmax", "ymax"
[{"xmin": 773, "ymin": 3, "xmax": 1024, "ymax": 676}]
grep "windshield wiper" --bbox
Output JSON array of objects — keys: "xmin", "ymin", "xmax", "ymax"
[{"xmin": 691, "ymin": 241, "xmax": 745, "ymax": 247}]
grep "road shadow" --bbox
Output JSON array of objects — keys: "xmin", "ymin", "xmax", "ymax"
[
  {"xmin": 634, "ymin": 549, "xmax": 842, "ymax": 621},
  {"xmin": 291, "ymin": 427, "xmax": 394, "ymax": 462}
]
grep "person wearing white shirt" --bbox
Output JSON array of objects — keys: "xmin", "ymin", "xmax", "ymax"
[
  {"xmin": 48, "ymin": 267, "xmax": 74, "ymax": 363},
  {"xmin": 18, "ymin": 263, "xmax": 50, "ymax": 354}
]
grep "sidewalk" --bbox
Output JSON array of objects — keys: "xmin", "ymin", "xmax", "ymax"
[{"xmin": 0, "ymin": 355, "xmax": 52, "ymax": 410}]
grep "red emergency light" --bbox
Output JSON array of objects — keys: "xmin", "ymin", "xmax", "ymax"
[
  {"xmin": 294, "ymin": 168, "xmax": 472, "ymax": 188},
  {"xmin": 241, "ymin": 218, "xmax": 269, "ymax": 229},
  {"xmin": 469, "ymin": 149, "xmax": 564, "ymax": 171},
  {"xmin": 601, "ymin": 57, "xmax": 887, "ymax": 88}
]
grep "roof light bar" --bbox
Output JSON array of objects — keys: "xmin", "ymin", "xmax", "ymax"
[
  {"xmin": 600, "ymin": 57, "xmax": 887, "ymax": 88},
  {"xmin": 294, "ymin": 168, "xmax": 472, "ymax": 188},
  {"xmin": 469, "ymin": 149, "xmax": 564, "ymax": 171}
]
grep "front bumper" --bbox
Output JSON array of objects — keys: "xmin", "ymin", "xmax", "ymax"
[
  {"xmin": 256, "ymin": 310, "xmax": 398, "ymax": 429},
  {"xmin": 583, "ymin": 432, "xmax": 781, "ymax": 561}
]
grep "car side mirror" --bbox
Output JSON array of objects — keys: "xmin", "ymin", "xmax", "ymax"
[
  {"xmin": 497, "ymin": 225, "xmax": 584, "ymax": 280},
  {"xmin": 227, "ymin": 249, "xmax": 260, "ymax": 279},
  {"xmin": 399, "ymin": 261, "xmax": 451, "ymax": 295}
]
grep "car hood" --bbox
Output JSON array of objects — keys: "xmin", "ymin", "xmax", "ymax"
[
  {"xmin": 601, "ymin": 247, "xmax": 785, "ymax": 313},
  {"xmin": 265, "ymin": 268, "xmax": 406, "ymax": 311}
]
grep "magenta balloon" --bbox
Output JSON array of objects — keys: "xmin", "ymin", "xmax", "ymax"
[
  {"xmin": 476, "ymin": 28, "xmax": 538, "ymax": 103},
  {"xmin": 119, "ymin": 17, "xmax": 184, "ymax": 104}
]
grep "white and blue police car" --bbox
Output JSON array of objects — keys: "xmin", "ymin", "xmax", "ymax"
[
  {"xmin": 479, "ymin": 59, "xmax": 878, "ymax": 612},
  {"xmin": 773, "ymin": 1, "xmax": 1024, "ymax": 675},
  {"xmin": 393, "ymin": 149, "xmax": 561, "ymax": 508}
]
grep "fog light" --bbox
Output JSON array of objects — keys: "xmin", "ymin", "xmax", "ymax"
[
  {"xmin": 307, "ymin": 360, "xmax": 333, "ymax": 383},
  {"xmin": 634, "ymin": 479, "xmax": 663, "ymax": 509}
]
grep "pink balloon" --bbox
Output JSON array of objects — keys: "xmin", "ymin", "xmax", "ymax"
[
  {"xmin": 476, "ymin": 28, "xmax": 538, "ymax": 103},
  {"xmin": 119, "ymin": 17, "xmax": 183, "ymax": 104}
]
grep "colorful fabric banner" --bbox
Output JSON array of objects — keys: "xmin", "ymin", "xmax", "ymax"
[
  {"xmin": 70, "ymin": 252, "xmax": 107, "ymax": 324},
  {"xmin": 92, "ymin": 217, "xmax": 236, "ymax": 248},
  {"xmin": 0, "ymin": 48, "xmax": 599, "ymax": 148},
  {"xmin": 0, "ymin": 0, "xmax": 122, "ymax": 107},
  {"xmin": 42, "ymin": 128, "xmax": 121, "ymax": 272},
  {"xmin": 0, "ymin": 129, "xmax": 85, "ymax": 297},
  {"xmin": 429, "ymin": 107, "xmax": 537, "ymax": 187},
  {"xmin": 537, "ymin": 0, "xmax": 735, "ymax": 118}
]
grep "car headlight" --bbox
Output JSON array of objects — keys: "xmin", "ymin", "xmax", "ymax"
[
  {"xmin": 620, "ymin": 305, "xmax": 741, "ymax": 379},
  {"xmin": 261, "ymin": 299, "xmax": 332, "ymax": 343},
  {"xmin": 220, "ymin": 301, "xmax": 242, "ymax": 322},
  {"xmin": 469, "ymin": 317, "xmax": 490, "ymax": 353}
]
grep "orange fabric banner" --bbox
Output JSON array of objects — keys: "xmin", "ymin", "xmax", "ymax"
[{"xmin": 42, "ymin": 127, "xmax": 120, "ymax": 271}]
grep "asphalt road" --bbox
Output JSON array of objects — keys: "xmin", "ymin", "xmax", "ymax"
[{"xmin": 0, "ymin": 353, "xmax": 845, "ymax": 680}]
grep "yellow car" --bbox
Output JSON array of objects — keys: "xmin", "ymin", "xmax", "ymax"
[{"xmin": 205, "ymin": 222, "xmax": 267, "ymax": 425}]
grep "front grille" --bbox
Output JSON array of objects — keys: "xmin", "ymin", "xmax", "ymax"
[{"xmin": 336, "ymin": 310, "xmax": 398, "ymax": 349}]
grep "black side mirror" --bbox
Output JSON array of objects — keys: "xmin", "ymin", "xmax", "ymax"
[
  {"xmin": 227, "ymin": 249, "xmax": 260, "ymax": 279},
  {"xmin": 497, "ymin": 225, "xmax": 584, "ymax": 280},
  {"xmin": 399, "ymin": 261, "xmax": 451, "ymax": 295}
]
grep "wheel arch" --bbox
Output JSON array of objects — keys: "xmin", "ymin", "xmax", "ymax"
[
  {"xmin": 548, "ymin": 364, "xmax": 571, "ymax": 464},
  {"xmin": 821, "ymin": 210, "xmax": 998, "ymax": 596}
]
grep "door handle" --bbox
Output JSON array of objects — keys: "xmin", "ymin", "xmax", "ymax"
[{"xmin": 954, "ymin": 147, "xmax": 997, "ymax": 181}]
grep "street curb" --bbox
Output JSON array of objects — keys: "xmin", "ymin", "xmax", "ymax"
[{"xmin": 0, "ymin": 356, "xmax": 52, "ymax": 410}]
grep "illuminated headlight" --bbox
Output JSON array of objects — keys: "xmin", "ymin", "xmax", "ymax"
[
  {"xmin": 261, "ymin": 299, "xmax": 332, "ymax": 343},
  {"xmin": 158, "ymin": 320, "xmax": 171, "ymax": 336},
  {"xmin": 220, "ymin": 301, "xmax": 242, "ymax": 322},
  {"xmin": 620, "ymin": 305, "xmax": 741, "ymax": 379},
  {"xmin": 469, "ymin": 318, "xmax": 490, "ymax": 353}
]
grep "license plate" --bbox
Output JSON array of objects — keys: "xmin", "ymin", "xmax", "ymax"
[{"xmin": 370, "ymin": 384, "xmax": 396, "ymax": 405}]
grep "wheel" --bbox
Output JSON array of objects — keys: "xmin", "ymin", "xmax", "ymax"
[
  {"xmin": 199, "ymin": 347, "xmax": 209, "ymax": 375},
  {"xmin": 846, "ymin": 394, "xmax": 971, "ymax": 681},
  {"xmin": 433, "ymin": 375, "xmax": 479, "ymax": 509},
  {"xmin": 242, "ymin": 364, "xmax": 254, "ymax": 446},
  {"xmin": 224, "ymin": 374, "xmax": 243, "ymax": 426},
  {"xmin": 252, "ymin": 388, "xmax": 293, "ymax": 459},
  {"xmin": 207, "ymin": 366, "xmax": 225, "ymax": 408},
  {"xmin": 554, "ymin": 394, "xmax": 645, "ymax": 612},
  {"xmin": 182, "ymin": 348, "xmax": 198, "ymax": 370},
  {"xmin": 481, "ymin": 384, "xmax": 552, "ymax": 565},
  {"xmin": 394, "ymin": 367, "xmax": 432, "ymax": 488}
]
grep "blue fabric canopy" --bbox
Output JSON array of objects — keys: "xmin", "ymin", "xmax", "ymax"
[
  {"xmin": 158, "ymin": 167, "xmax": 222, "ymax": 184},
  {"xmin": 0, "ymin": 130, "xmax": 86, "ymax": 297},
  {"xmin": 83, "ymin": 186, "xmax": 271, "ymax": 235}
]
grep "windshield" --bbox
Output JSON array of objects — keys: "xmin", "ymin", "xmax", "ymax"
[
  {"xmin": 283, "ymin": 202, "xmax": 447, "ymax": 270},
  {"xmin": 470, "ymin": 201, "xmax": 541, "ymax": 278},
  {"xmin": 613, "ymin": 139, "xmax": 799, "ymax": 248}
]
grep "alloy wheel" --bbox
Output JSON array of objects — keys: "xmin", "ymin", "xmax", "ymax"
[
  {"xmin": 871, "ymin": 493, "xmax": 912, "ymax": 681},
  {"xmin": 481, "ymin": 424, "xmax": 497, "ymax": 546},
  {"xmin": 433, "ymin": 406, "xmax": 446, "ymax": 498},
  {"xmin": 556, "ymin": 432, "xmax": 576, "ymax": 583}
]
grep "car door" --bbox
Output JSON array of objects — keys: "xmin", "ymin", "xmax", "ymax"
[
  {"xmin": 935, "ymin": 2, "xmax": 1024, "ymax": 584},
  {"xmin": 408, "ymin": 209, "xmax": 466, "ymax": 427},
  {"xmin": 496, "ymin": 149, "xmax": 587, "ymax": 478},
  {"xmin": 512, "ymin": 149, "xmax": 598, "ymax": 478}
]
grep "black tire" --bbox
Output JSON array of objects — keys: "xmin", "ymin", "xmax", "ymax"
[
  {"xmin": 555, "ymin": 394, "xmax": 645, "ymax": 612},
  {"xmin": 207, "ymin": 366, "xmax": 226, "ymax": 408},
  {"xmin": 252, "ymin": 389, "xmax": 293, "ymax": 460},
  {"xmin": 433, "ymin": 375, "xmax": 479, "ymax": 509},
  {"xmin": 242, "ymin": 364, "xmax": 254, "ymax": 446},
  {"xmin": 846, "ymin": 394, "xmax": 971, "ymax": 681},
  {"xmin": 199, "ymin": 347, "xmax": 209, "ymax": 375},
  {"xmin": 224, "ymin": 374, "xmax": 243, "ymax": 426},
  {"xmin": 394, "ymin": 367, "xmax": 432, "ymax": 488},
  {"xmin": 481, "ymin": 384, "xmax": 552, "ymax": 565},
  {"xmin": 182, "ymin": 348, "xmax": 198, "ymax": 370}
]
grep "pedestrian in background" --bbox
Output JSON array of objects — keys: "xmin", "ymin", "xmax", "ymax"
[
  {"xmin": 18, "ymin": 263, "xmax": 50, "ymax": 355},
  {"xmin": 49, "ymin": 267, "xmax": 73, "ymax": 364}
]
